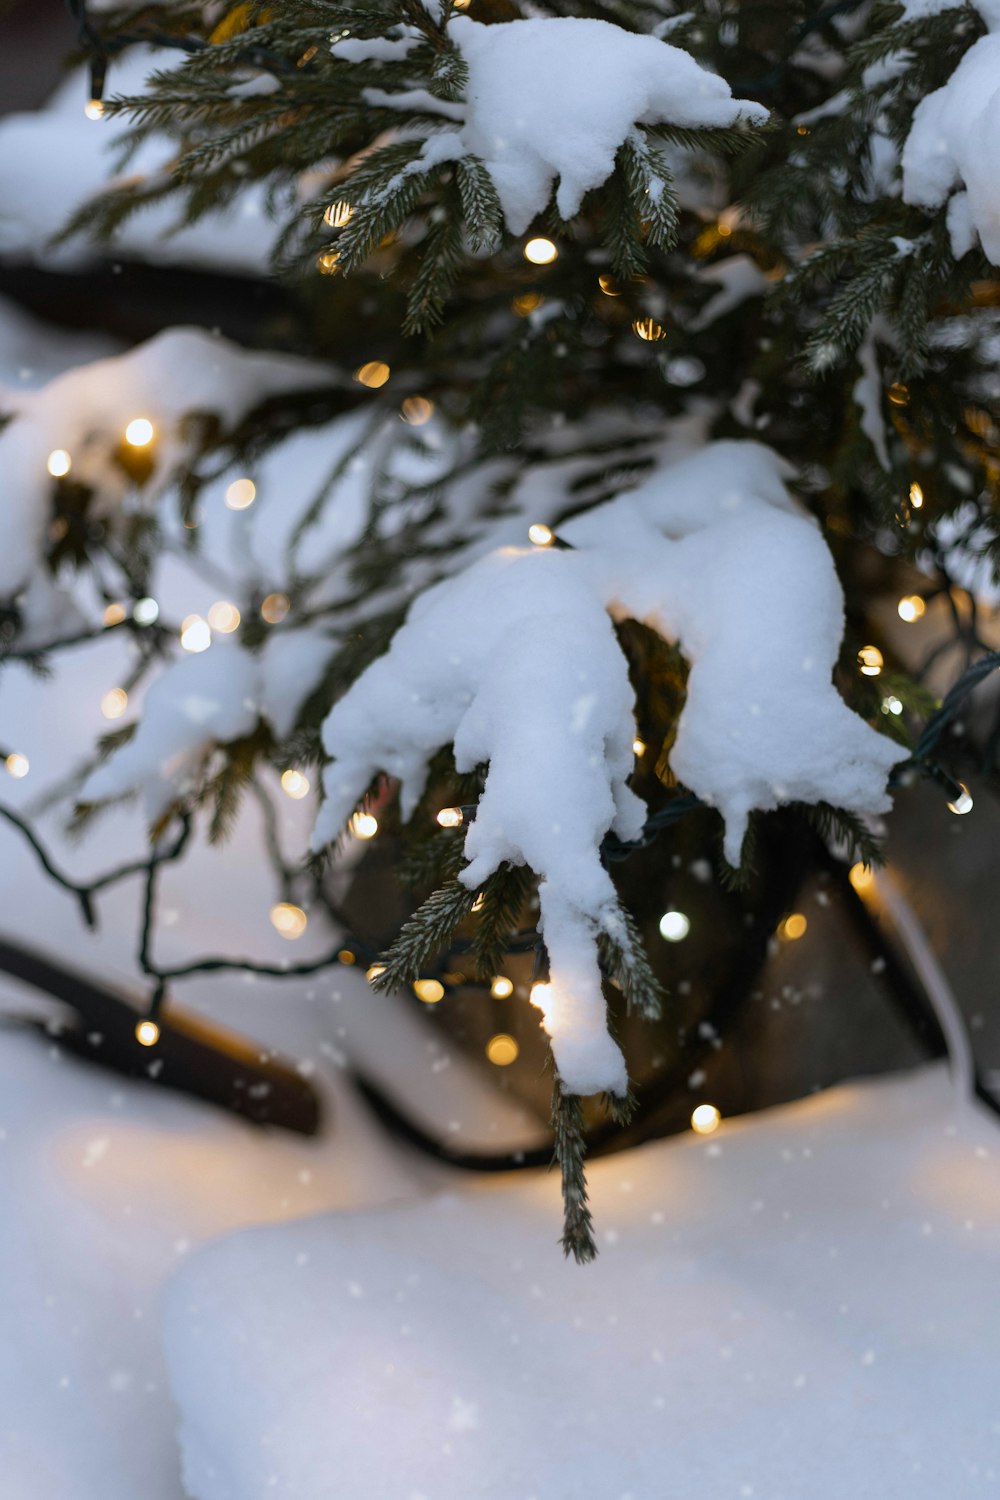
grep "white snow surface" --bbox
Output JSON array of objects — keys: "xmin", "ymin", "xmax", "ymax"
[
  {"xmin": 315, "ymin": 441, "xmax": 903, "ymax": 1097},
  {"xmin": 163, "ymin": 1065, "xmax": 1000, "ymax": 1500},
  {"xmin": 901, "ymin": 33, "xmax": 1000, "ymax": 264}
]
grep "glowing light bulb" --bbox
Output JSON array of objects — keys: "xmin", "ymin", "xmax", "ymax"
[
  {"xmin": 103, "ymin": 602, "xmax": 127, "ymax": 627},
  {"xmin": 354, "ymin": 361, "xmax": 391, "ymax": 389},
  {"xmin": 524, "ymin": 237, "xmax": 558, "ymax": 265},
  {"xmin": 350, "ymin": 811, "xmax": 379, "ymax": 839},
  {"xmin": 882, "ymin": 695, "xmax": 903, "ymax": 716},
  {"xmin": 270, "ymin": 902, "xmax": 308, "ymax": 939},
  {"xmin": 436, "ymin": 806, "xmax": 464, "ymax": 829},
  {"xmin": 778, "ymin": 912, "xmax": 808, "ymax": 942},
  {"xmin": 490, "ymin": 975, "xmax": 514, "ymax": 999},
  {"xmin": 316, "ymin": 250, "xmax": 340, "ymax": 276},
  {"xmin": 280, "ymin": 769, "xmax": 311, "ymax": 800},
  {"xmin": 947, "ymin": 783, "xmax": 973, "ymax": 816},
  {"xmin": 101, "ymin": 687, "xmax": 129, "ymax": 720},
  {"xmin": 857, "ymin": 645, "xmax": 883, "ymax": 677},
  {"xmin": 909, "ymin": 482, "xmax": 924, "ymax": 509},
  {"xmin": 528, "ymin": 523, "xmax": 554, "ymax": 547},
  {"xmin": 225, "ymin": 477, "xmax": 256, "ymax": 510},
  {"xmin": 632, "ymin": 317, "xmax": 667, "ymax": 342},
  {"xmin": 5, "ymin": 753, "xmax": 29, "ymax": 779},
  {"xmin": 337, "ymin": 948, "xmax": 357, "ymax": 965},
  {"xmin": 133, "ymin": 597, "xmax": 159, "ymax": 625},
  {"xmin": 124, "ymin": 418, "xmax": 154, "ymax": 448},
  {"xmin": 691, "ymin": 1103, "xmax": 721, "ymax": 1135},
  {"xmin": 897, "ymin": 595, "xmax": 926, "ymax": 623},
  {"xmin": 512, "ymin": 292, "xmax": 543, "ymax": 316},
  {"xmin": 471, "ymin": 892, "xmax": 485, "ymax": 913},
  {"xmin": 47, "ymin": 449, "xmax": 72, "ymax": 478},
  {"xmin": 887, "ymin": 383, "xmax": 909, "ymax": 407},
  {"xmin": 366, "ymin": 963, "xmax": 386, "ymax": 982},
  {"xmin": 260, "ymin": 592, "xmax": 290, "ymax": 624},
  {"xmin": 413, "ymin": 978, "xmax": 445, "ymax": 1003},
  {"xmin": 658, "ymin": 910, "xmax": 690, "ymax": 942},
  {"xmin": 849, "ymin": 862, "xmax": 874, "ymax": 893},
  {"xmin": 598, "ymin": 274, "xmax": 621, "ymax": 297},
  {"xmin": 180, "ymin": 615, "xmax": 212, "ymax": 653},
  {"xmin": 84, "ymin": 98, "xmax": 105, "ymax": 120},
  {"xmin": 529, "ymin": 981, "xmax": 553, "ymax": 1011},
  {"xmin": 324, "ymin": 200, "xmax": 353, "ymax": 228},
  {"xmin": 207, "ymin": 600, "xmax": 241, "ymax": 633},
  {"xmin": 633, "ymin": 738, "xmax": 646, "ymax": 757},
  {"xmin": 401, "ymin": 396, "xmax": 434, "ymax": 426},
  {"xmin": 135, "ymin": 1018, "xmax": 160, "ymax": 1046},
  {"xmin": 486, "ymin": 1033, "xmax": 519, "ymax": 1066}
]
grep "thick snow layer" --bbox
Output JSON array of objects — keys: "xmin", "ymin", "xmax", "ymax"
[
  {"xmin": 163, "ymin": 1065, "xmax": 1000, "ymax": 1500},
  {"xmin": 901, "ymin": 34, "xmax": 1000, "ymax": 264},
  {"xmin": 315, "ymin": 441, "xmax": 902, "ymax": 1096}
]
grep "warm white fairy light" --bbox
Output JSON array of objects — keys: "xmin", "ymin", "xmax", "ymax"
[
  {"xmin": 280, "ymin": 769, "xmax": 311, "ymax": 800},
  {"xmin": 354, "ymin": 361, "xmax": 391, "ymax": 389},
  {"xmin": 84, "ymin": 99, "xmax": 105, "ymax": 120},
  {"xmin": 471, "ymin": 892, "xmax": 485, "ymax": 913},
  {"xmin": 598, "ymin": 274, "xmax": 621, "ymax": 297},
  {"xmin": 260, "ymin": 592, "xmax": 290, "ymax": 625},
  {"xmin": 135, "ymin": 1018, "xmax": 160, "ymax": 1046},
  {"xmin": 5, "ymin": 753, "xmax": 29, "ymax": 779},
  {"xmin": 882, "ymin": 695, "xmax": 903, "ymax": 716},
  {"xmin": 857, "ymin": 645, "xmax": 883, "ymax": 677},
  {"xmin": 849, "ymin": 862, "xmax": 874, "ymax": 893},
  {"xmin": 691, "ymin": 1103, "xmax": 721, "ymax": 1135},
  {"xmin": 350, "ymin": 811, "xmax": 379, "ymax": 839},
  {"xmin": 897, "ymin": 595, "xmax": 926, "ymax": 623},
  {"xmin": 632, "ymin": 317, "xmax": 667, "ymax": 342},
  {"xmin": 523, "ymin": 237, "xmax": 558, "ymax": 265},
  {"xmin": 103, "ymin": 602, "xmax": 127, "ymax": 627},
  {"xmin": 366, "ymin": 963, "xmax": 386, "ymax": 982},
  {"xmin": 270, "ymin": 902, "xmax": 308, "ymax": 939},
  {"xmin": 101, "ymin": 687, "xmax": 129, "ymax": 720},
  {"xmin": 225, "ymin": 477, "xmax": 256, "ymax": 510},
  {"xmin": 633, "ymin": 737, "xmax": 646, "ymax": 757},
  {"xmin": 401, "ymin": 396, "xmax": 434, "ymax": 426},
  {"xmin": 413, "ymin": 978, "xmax": 445, "ymax": 1003},
  {"xmin": 324, "ymin": 200, "xmax": 354, "ymax": 228},
  {"xmin": 133, "ymin": 597, "xmax": 159, "ymax": 626},
  {"xmin": 46, "ymin": 448, "xmax": 72, "ymax": 478},
  {"xmin": 124, "ymin": 417, "xmax": 155, "ymax": 448},
  {"xmin": 947, "ymin": 783, "xmax": 974, "ymax": 816},
  {"xmin": 180, "ymin": 615, "xmax": 212, "ymax": 653},
  {"xmin": 909, "ymin": 482, "xmax": 924, "ymax": 509},
  {"xmin": 778, "ymin": 911, "xmax": 807, "ymax": 941},
  {"xmin": 491, "ymin": 975, "xmax": 514, "ymax": 999},
  {"xmin": 207, "ymin": 600, "xmax": 241, "ymax": 633},
  {"xmin": 486, "ymin": 1033, "xmax": 519, "ymax": 1066},
  {"xmin": 528, "ymin": 523, "xmax": 554, "ymax": 547},
  {"xmin": 658, "ymin": 909, "xmax": 690, "ymax": 942},
  {"xmin": 436, "ymin": 806, "xmax": 464, "ymax": 829}
]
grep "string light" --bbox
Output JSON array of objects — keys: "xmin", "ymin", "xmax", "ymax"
[
  {"xmin": 135, "ymin": 1018, "xmax": 160, "ymax": 1046},
  {"xmin": 523, "ymin": 237, "xmax": 558, "ymax": 265},
  {"xmin": 133, "ymin": 597, "xmax": 159, "ymax": 625},
  {"xmin": 413, "ymin": 978, "xmax": 445, "ymax": 1003},
  {"xmin": 512, "ymin": 292, "xmax": 543, "ymax": 316},
  {"xmin": 598, "ymin": 274, "xmax": 621, "ymax": 296},
  {"xmin": 180, "ymin": 614, "xmax": 212, "ymax": 653},
  {"xmin": 486, "ymin": 1033, "xmax": 519, "ymax": 1066},
  {"xmin": 46, "ymin": 449, "xmax": 72, "ymax": 478},
  {"xmin": 947, "ymin": 783, "xmax": 974, "ymax": 816},
  {"xmin": 528, "ymin": 523, "xmax": 554, "ymax": 547},
  {"xmin": 100, "ymin": 688, "xmax": 129, "ymax": 720},
  {"xmin": 5, "ymin": 753, "xmax": 29, "ymax": 779},
  {"xmin": 778, "ymin": 912, "xmax": 808, "ymax": 941},
  {"xmin": 316, "ymin": 250, "xmax": 340, "ymax": 276},
  {"xmin": 350, "ymin": 811, "xmax": 379, "ymax": 839},
  {"xmin": 658, "ymin": 909, "xmax": 690, "ymax": 942},
  {"xmin": 909, "ymin": 482, "xmax": 924, "ymax": 509},
  {"xmin": 529, "ymin": 980, "xmax": 552, "ymax": 1013},
  {"xmin": 280, "ymin": 769, "xmax": 311, "ymax": 800},
  {"xmin": 633, "ymin": 738, "xmax": 647, "ymax": 757},
  {"xmin": 366, "ymin": 963, "xmax": 386, "ymax": 982},
  {"xmin": 337, "ymin": 948, "xmax": 357, "ymax": 965},
  {"xmin": 354, "ymin": 361, "xmax": 391, "ymax": 389},
  {"xmin": 887, "ymin": 383, "xmax": 909, "ymax": 407},
  {"xmin": 84, "ymin": 99, "xmax": 106, "ymax": 120},
  {"xmin": 324, "ymin": 200, "xmax": 353, "ymax": 228},
  {"xmin": 849, "ymin": 862, "xmax": 874, "ymax": 893},
  {"xmin": 471, "ymin": 892, "xmax": 485, "ymax": 913},
  {"xmin": 632, "ymin": 317, "xmax": 667, "ymax": 342},
  {"xmin": 103, "ymin": 602, "xmax": 127, "ymax": 627},
  {"xmin": 260, "ymin": 592, "xmax": 290, "ymax": 624},
  {"xmin": 897, "ymin": 595, "xmax": 926, "ymax": 623},
  {"xmin": 882, "ymin": 695, "xmax": 903, "ymax": 716},
  {"xmin": 207, "ymin": 600, "xmax": 241, "ymax": 633},
  {"xmin": 225, "ymin": 478, "xmax": 256, "ymax": 510},
  {"xmin": 270, "ymin": 902, "xmax": 308, "ymax": 939},
  {"xmin": 436, "ymin": 806, "xmax": 464, "ymax": 829},
  {"xmin": 401, "ymin": 396, "xmax": 434, "ymax": 425},
  {"xmin": 124, "ymin": 418, "xmax": 155, "ymax": 448},
  {"xmin": 691, "ymin": 1103, "xmax": 721, "ymax": 1135},
  {"xmin": 857, "ymin": 645, "xmax": 883, "ymax": 677},
  {"xmin": 490, "ymin": 975, "xmax": 514, "ymax": 999}
]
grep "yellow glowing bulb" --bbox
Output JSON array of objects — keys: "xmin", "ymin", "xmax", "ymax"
[
  {"xmin": 135, "ymin": 1018, "xmax": 160, "ymax": 1046},
  {"xmin": 354, "ymin": 361, "xmax": 391, "ymax": 389},
  {"xmin": 100, "ymin": 687, "xmax": 129, "ymax": 720},
  {"xmin": 486, "ymin": 1033, "xmax": 519, "ymax": 1066},
  {"xmin": 779, "ymin": 912, "xmax": 808, "ymax": 942},
  {"xmin": 337, "ymin": 948, "xmax": 357, "ymax": 965},
  {"xmin": 280, "ymin": 769, "xmax": 311, "ymax": 800},
  {"xmin": 413, "ymin": 978, "xmax": 445, "ymax": 1004},
  {"xmin": 528, "ymin": 523, "xmax": 554, "ymax": 547},
  {"xmin": 270, "ymin": 902, "xmax": 308, "ymax": 940},
  {"xmin": 260, "ymin": 592, "xmax": 290, "ymax": 625},
  {"xmin": 849, "ymin": 862, "xmax": 874, "ymax": 893},
  {"xmin": 909, "ymin": 482, "xmax": 924, "ymax": 509},
  {"xmin": 633, "ymin": 738, "xmax": 646, "ymax": 757},
  {"xmin": 452, "ymin": 0, "xmax": 471, "ymax": 10},
  {"xmin": 887, "ymin": 383, "xmax": 909, "ymax": 407},
  {"xmin": 84, "ymin": 98, "xmax": 105, "ymax": 120},
  {"xmin": 401, "ymin": 396, "xmax": 434, "ymax": 426},
  {"xmin": 598, "ymin": 274, "xmax": 621, "ymax": 297},
  {"xmin": 512, "ymin": 291, "xmax": 543, "ymax": 316},
  {"xmin": 658, "ymin": 910, "xmax": 690, "ymax": 942},
  {"xmin": 858, "ymin": 645, "xmax": 883, "ymax": 677},
  {"xmin": 103, "ymin": 602, "xmax": 127, "ymax": 627},
  {"xmin": 47, "ymin": 448, "xmax": 72, "ymax": 478},
  {"xmin": 350, "ymin": 811, "xmax": 379, "ymax": 839},
  {"xmin": 436, "ymin": 806, "xmax": 464, "ymax": 829},
  {"xmin": 490, "ymin": 975, "xmax": 514, "ymax": 999},
  {"xmin": 948, "ymin": 783, "xmax": 974, "ymax": 816},
  {"xmin": 691, "ymin": 1103, "xmax": 721, "ymax": 1135},
  {"xmin": 471, "ymin": 892, "xmax": 485, "ymax": 913},
  {"xmin": 529, "ymin": 980, "xmax": 553, "ymax": 1010},
  {"xmin": 180, "ymin": 615, "xmax": 212, "ymax": 653},
  {"xmin": 897, "ymin": 595, "xmax": 926, "ymax": 623},
  {"xmin": 207, "ymin": 600, "xmax": 241, "ymax": 633},
  {"xmin": 633, "ymin": 317, "xmax": 667, "ymax": 342},
  {"xmin": 524, "ymin": 237, "xmax": 558, "ymax": 265},
  {"xmin": 225, "ymin": 477, "xmax": 256, "ymax": 510},
  {"xmin": 5, "ymin": 753, "xmax": 29, "ymax": 779},
  {"xmin": 316, "ymin": 250, "xmax": 341, "ymax": 276},
  {"xmin": 366, "ymin": 963, "xmax": 387, "ymax": 982},
  {"xmin": 124, "ymin": 418, "xmax": 155, "ymax": 448},
  {"xmin": 324, "ymin": 200, "xmax": 353, "ymax": 228}
]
